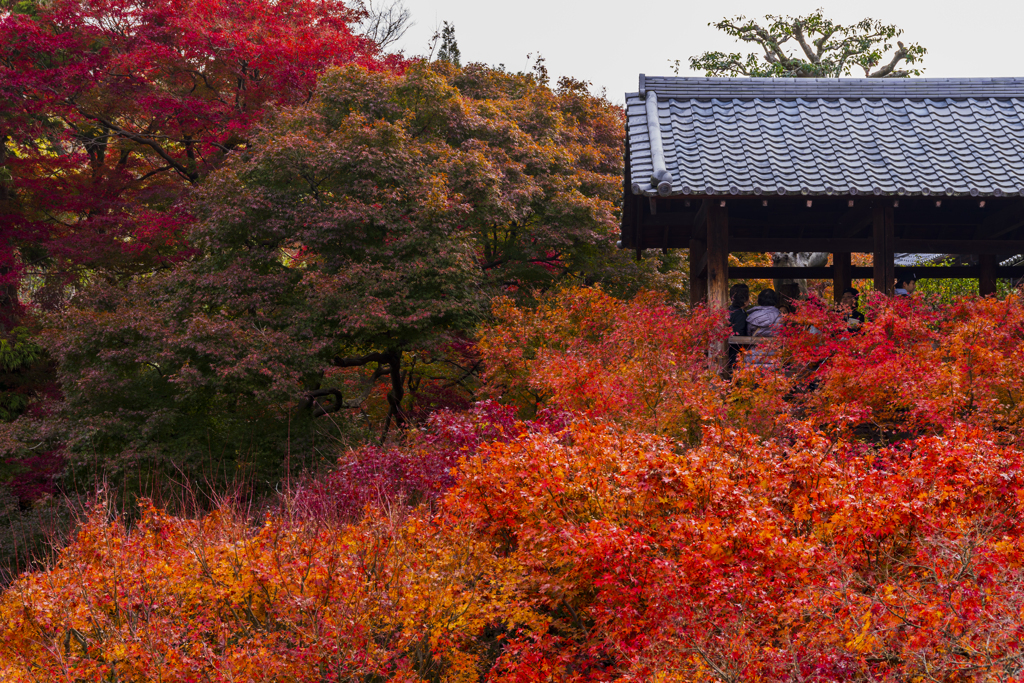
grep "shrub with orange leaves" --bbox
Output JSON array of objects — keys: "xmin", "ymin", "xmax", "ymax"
[
  {"xmin": 478, "ymin": 287, "xmax": 729, "ymax": 439},
  {"xmin": 4, "ymin": 288, "xmax": 1024, "ymax": 682},
  {"xmin": 0, "ymin": 498, "xmax": 518, "ymax": 683},
  {"xmin": 3, "ymin": 415, "xmax": 1024, "ymax": 682}
]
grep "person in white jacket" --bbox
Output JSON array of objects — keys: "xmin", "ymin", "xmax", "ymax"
[
  {"xmin": 740, "ymin": 289, "xmax": 783, "ymax": 370},
  {"xmin": 746, "ymin": 289, "xmax": 782, "ymax": 337}
]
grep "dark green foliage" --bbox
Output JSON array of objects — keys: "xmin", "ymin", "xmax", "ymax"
[
  {"xmin": 8, "ymin": 62, "xmax": 678, "ymax": 519},
  {"xmin": 0, "ymin": 328, "xmax": 44, "ymax": 423},
  {"xmin": 437, "ymin": 21, "xmax": 460, "ymax": 67}
]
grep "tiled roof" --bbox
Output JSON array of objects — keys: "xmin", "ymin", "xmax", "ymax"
[
  {"xmin": 895, "ymin": 253, "xmax": 946, "ymax": 267},
  {"xmin": 627, "ymin": 76, "xmax": 1024, "ymax": 198}
]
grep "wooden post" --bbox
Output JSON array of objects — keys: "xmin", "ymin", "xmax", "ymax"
[
  {"xmin": 689, "ymin": 239, "xmax": 707, "ymax": 307},
  {"xmin": 980, "ymin": 254, "xmax": 997, "ymax": 296},
  {"xmin": 833, "ymin": 252, "xmax": 852, "ymax": 302},
  {"xmin": 706, "ymin": 200, "xmax": 729, "ymax": 309},
  {"xmin": 634, "ymin": 194, "xmax": 644, "ymax": 261},
  {"xmin": 872, "ymin": 202, "xmax": 895, "ymax": 296}
]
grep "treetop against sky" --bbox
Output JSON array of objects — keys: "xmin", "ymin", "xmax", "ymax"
[{"xmin": 393, "ymin": 0, "xmax": 1024, "ymax": 101}]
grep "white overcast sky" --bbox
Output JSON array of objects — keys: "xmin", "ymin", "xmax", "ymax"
[{"xmin": 392, "ymin": 0, "xmax": 1023, "ymax": 104}]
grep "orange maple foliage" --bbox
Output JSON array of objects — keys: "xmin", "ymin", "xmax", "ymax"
[
  {"xmin": 4, "ymin": 286, "xmax": 1024, "ymax": 681},
  {"xmin": 478, "ymin": 288, "xmax": 729, "ymax": 440},
  {"xmin": 0, "ymin": 500, "xmax": 513, "ymax": 682}
]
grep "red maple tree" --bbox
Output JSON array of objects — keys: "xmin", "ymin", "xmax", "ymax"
[{"xmin": 0, "ymin": 0, "xmax": 402, "ymax": 320}]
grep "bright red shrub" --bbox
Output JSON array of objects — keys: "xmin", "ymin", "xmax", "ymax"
[{"xmin": 786, "ymin": 293, "xmax": 1024, "ymax": 440}]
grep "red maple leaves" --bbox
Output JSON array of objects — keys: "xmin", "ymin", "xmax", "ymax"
[{"xmin": 0, "ymin": 0, "xmax": 400, "ymax": 311}]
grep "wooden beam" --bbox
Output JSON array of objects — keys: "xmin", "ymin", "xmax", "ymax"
[
  {"xmin": 706, "ymin": 202, "xmax": 729, "ymax": 309},
  {"xmin": 726, "ymin": 238, "xmax": 1024, "ymax": 254},
  {"xmin": 644, "ymin": 212, "xmax": 696, "ymax": 227},
  {"xmin": 730, "ymin": 265, "xmax": 1024, "ymax": 279},
  {"xmin": 689, "ymin": 239, "xmax": 707, "ymax": 307},
  {"xmin": 834, "ymin": 204, "xmax": 873, "ymax": 238},
  {"xmin": 833, "ymin": 252, "xmax": 852, "ymax": 302},
  {"xmin": 694, "ymin": 250, "xmax": 708, "ymax": 278},
  {"xmin": 998, "ymin": 266, "xmax": 1024, "ymax": 278},
  {"xmin": 894, "ymin": 239, "xmax": 1024, "ymax": 253},
  {"xmin": 639, "ymin": 234, "xmax": 1024, "ymax": 254},
  {"xmin": 977, "ymin": 198, "xmax": 1024, "ymax": 239},
  {"xmin": 873, "ymin": 202, "xmax": 895, "ymax": 296},
  {"xmin": 731, "ymin": 238, "xmax": 871, "ymax": 253},
  {"xmin": 980, "ymin": 254, "xmax": 997, "ymax": 296},
  {"xmin": 731, "ymin": 267, "xmax": 845, "ymax": 278}
]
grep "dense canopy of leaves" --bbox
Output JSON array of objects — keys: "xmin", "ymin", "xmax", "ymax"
[
  {"xmin": 3, "ymin": 4, "xmax": 1018, "ymax": 679},
  {"xmin": 14, "ymin": 62, "xmax": 646, "ymax": 494}
]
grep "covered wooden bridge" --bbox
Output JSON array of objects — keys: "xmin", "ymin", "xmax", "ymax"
[{"xmin": 621, "ymin": 76, "xmax": 1024, "ymax": 306}]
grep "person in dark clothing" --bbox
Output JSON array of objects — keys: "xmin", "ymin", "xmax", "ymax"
[
  {"xmin": 726, "ymin": 283, "xmax": 750, "ymax": 376},
  {"xmin": 728, "ymin": 283, "xmax": 750, "ymax": 335},
  {"xmin": 839, "ymin": 286, "xmax": 865, "ymax": 329}
]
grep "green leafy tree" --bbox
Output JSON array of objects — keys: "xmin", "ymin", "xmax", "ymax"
[
  {"xmin": 29, "ymin": 62, "xmax": 661, "ymax": 495},
  {"xmin": 0, "ymin": 329, "xmax": 44, "ymax": 423},
  {"xmin": 681, "ymin": 9, "xmax": 926, "ymax": 78},
  {"xmin": 39, "ymin": 65, "xmax": 483, "ymax": 491},
  {"xmin": 437, "ymin": 21, "xmax": 461, "ymax": 67}
]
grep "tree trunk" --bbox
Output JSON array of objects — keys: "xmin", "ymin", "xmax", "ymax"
[{"xmin": 772, "ymin": 251, "xmax": 829, "ymax": 302}]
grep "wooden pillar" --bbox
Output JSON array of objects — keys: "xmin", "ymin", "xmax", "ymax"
[
  {"xmin": 634, "ymin": 193, "xmax": 644, "ymax": 261},
  {"xmin": 872, "ymin": 202, "xmax": 895, "ymax": 296},
  {"xmin": 706, "ymin": 200, "xmax": 729, "ymax": 309},
  {"xmin": 833, "ymin": 252, "xmax": 852, "ymax": 302},
  {"xmin": 980, "ymin": 254, "xmax": 997, "ymax": 296},
  {"xmin": 689, "ymin": 239, "xmax": 707, "ymax": 307}
]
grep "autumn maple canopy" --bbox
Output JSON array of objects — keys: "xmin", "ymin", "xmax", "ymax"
[
  {"xmin": 0, "ymin": 0, "xmax": 397, "ymax": 320},
  {"xmin": 3, "ymin": 2, "xmax": 1024, "ymax": 681}
]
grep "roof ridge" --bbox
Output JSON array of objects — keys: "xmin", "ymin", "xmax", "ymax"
[{"xmin": 636, "ymin": 74, "xmax": 1024, "ymax": 101}]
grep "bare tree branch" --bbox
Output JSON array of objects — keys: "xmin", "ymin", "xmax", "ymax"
[
  {"xmin": 77, "ymin": 112, "xmax": 199, "ymax": 182},
  {"xmin": 355, "ymin": 0, "xmax": 412, "ymax": 50},
  {"xmin": 332, "ymin": 351, "xmax": 392, "ymax": 368},
  {"xmin": 791, "ymin": 21, "xmax": 819, "ymax": 64}
]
